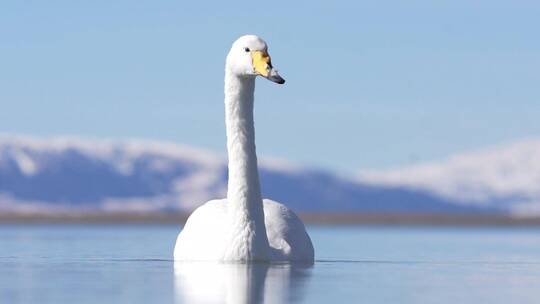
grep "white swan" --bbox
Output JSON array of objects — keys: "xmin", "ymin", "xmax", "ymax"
[{"xmin": 173, "ymin": 35, "xmax": 314, "ymax": 262}]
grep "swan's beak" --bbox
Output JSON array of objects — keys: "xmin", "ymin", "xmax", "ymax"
[{"xmin": 251, "ymin": 51, "xmax": 285, "ymax": 84}]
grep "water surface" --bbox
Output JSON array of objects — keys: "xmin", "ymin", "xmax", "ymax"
[{"xmin": 1, "ymin": 225, "xmax": 539, "ymax": 303}]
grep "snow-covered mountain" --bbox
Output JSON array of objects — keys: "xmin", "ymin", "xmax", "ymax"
[
  {"xmin": 1, "ymin": 135, "xmax": 537, "ymax": 215},
  {"xmin": 359, "ymin": 139, "xmax": 540, "ymax": 215}
]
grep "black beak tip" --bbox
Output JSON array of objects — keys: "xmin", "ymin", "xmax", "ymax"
[{"xmin": 269, "ymin": 75, "xmax": 286, "ymax": 84}]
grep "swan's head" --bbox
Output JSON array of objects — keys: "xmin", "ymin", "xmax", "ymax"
[{"xmin": 226, "ymin": 35, "xmax": 285, "ymax": 84}]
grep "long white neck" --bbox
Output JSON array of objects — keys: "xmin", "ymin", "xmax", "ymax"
[{"xmin": 223, "ymin": 70, "xmax": 270, "ymax": 261}]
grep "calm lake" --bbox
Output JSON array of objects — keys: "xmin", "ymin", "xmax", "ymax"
[{"xmin": 1, "ymin": 224, "xmax": 539, "ymax": 303}]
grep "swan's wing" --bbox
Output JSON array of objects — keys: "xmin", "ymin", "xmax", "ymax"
[
  {"xmin": 174, "ymin": 199, "xmax": 228, "ymax": 260},
  {"xmin": 263, "ymin": 199, "xmax": 314, "ymax": 262}
]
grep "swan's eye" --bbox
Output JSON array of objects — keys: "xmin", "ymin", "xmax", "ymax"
[{"xmin": 244, "ymin": 47, "xmax": 250, "ymax": 52}]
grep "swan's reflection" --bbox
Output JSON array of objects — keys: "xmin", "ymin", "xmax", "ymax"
[{"xmin": 174, "ymin": 261, "xmax": 312, "ymax": 304}]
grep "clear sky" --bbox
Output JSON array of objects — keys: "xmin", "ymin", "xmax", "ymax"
[{"xmin": 2, "ymin": 1, "xmax": 539, "ymax": 172}]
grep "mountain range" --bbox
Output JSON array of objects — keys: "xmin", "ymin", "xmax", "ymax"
[{"xmin": 0, "ymin": 135, "xmax": 538, "ymax": 216}]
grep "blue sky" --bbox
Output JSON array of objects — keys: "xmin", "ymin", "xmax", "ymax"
[{"xmin": 2, "ymin": 1, "xmax": 539, "ymax": 172}]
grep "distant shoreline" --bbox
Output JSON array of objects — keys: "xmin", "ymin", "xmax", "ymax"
[{"xmin": 1, "ymin": 212, "xmax": 540, "ymax": 226}]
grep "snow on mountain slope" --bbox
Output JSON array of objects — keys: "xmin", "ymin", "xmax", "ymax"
[
  {"xmin": 1, "ymin": 135, "xmax": 528, "ymax": 214},
  {"xmin": 0, "ymin": 135, "xmax": 226, "ymax": 212},
  {"xmin": 358, "ymin": 139, "xmax": 540, "ymax": 215}
]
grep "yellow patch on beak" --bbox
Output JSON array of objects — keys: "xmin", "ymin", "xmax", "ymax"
[{"xmin": 251, "ymin": 51, "xmax": 272, "ymax": 77}]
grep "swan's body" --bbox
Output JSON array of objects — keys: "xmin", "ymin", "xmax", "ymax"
[
  {"xmin": 175, "ymin": 199, "xmax": 313, "ymax": 261},
  {"xmin": 174, "ymin": 35, "xmax": 314, "ymax": 262}
]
